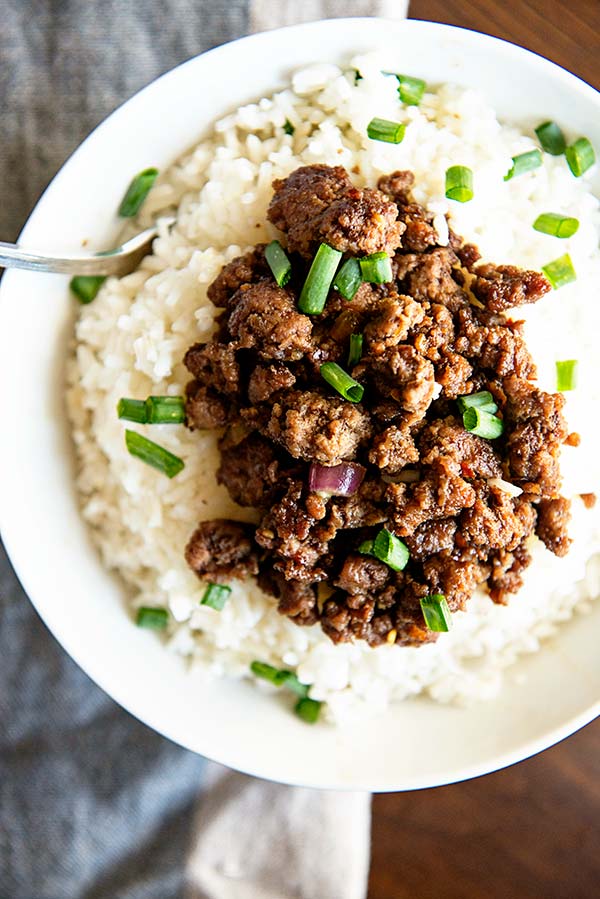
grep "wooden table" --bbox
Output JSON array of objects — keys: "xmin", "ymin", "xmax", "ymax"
[{"xmin": 369, "ymin": 2, "xmax": 600, "ymax": 897}]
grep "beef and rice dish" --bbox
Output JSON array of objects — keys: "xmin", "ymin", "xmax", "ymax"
[
  {"xmin": 68, "ymin": 58, "xmax": 600, "ymax": 722},
  {"xmin": 183, "ymin": 163, "xmax": 572, "ymax": 648}
]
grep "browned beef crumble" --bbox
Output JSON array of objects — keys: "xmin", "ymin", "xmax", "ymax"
[{"xmin": 183, "ymin": 164, "xmax": 574, "ymax": 647}]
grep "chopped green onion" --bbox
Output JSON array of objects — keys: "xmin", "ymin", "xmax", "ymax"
[
  {"xmin": 542, "ymin": 253, "xmax": 577, "ymax": 289},
  {"xmin": 396, "ymin": 74, "xmax": 426, "ymax": 106},
  {"xmin": 565, "ymin": 137, "xmax": 596, "ymax": 177},
  {"xmin": 136, "ymin": 606, "xmax": 169, "ymax": 630},
  {"xmin": 124, "ymin": 429, "xmax": 185, "ymax": 478},
  {"xmin": 283, "ymin": 119, "xmax": 295, "ymax": 136},
  {"xmin": 298, "ymin": 243, "xmax": 342, "ymax": 314},
  {"xmin": 533, "ymin": 213, "xmax": 579, "ymax": 239},
  {"xmin": 535, "ymin": 121, "xmax": 566, "ymax": 156},
  {"xmin": 250, "ymin": 662, "xmax": 309, "ymax": 698},
  {"xmin": 445, "ymin": 166, "xmax": 474, "ymax": 203},
  {"xmin": 333, "ymin": 257, "xmax": 362, "ymax": 300},
  {"xmin": 118, "ymin": 398, "xmax": 148, "ymax": 423},
  {"xmin": 504, "ymin": 149, "xmax": 543, "ymax": 181},
  {"xmin": 420, "ymin": 594, "xmax": 452, "ymax": 632},
  {"xmin": 69, "ymin": 275, "xmax": 106, "ymax": 304},
  {"xmin": 201, "ymin": 582, "xmax": 232, "ymax": 611},
  {"xmin": 348, "ymin": 333, "xmax": 363, "ymax": 368},
  {"xmin": 280, "ymin": 672, "xmax": 309, "ymax": 698},
  {"xmin": 373, "ymin": 528, "xmax": 409, "ymax": 572},
  {"xmin": 294, "ymin": 697, "xmax": 322, "ymax": 724},
  {"xmin": 462, "ymin": 407, "xmax": 504, "ymax": 439},
  {"xmin": 265, "ymin": 240, "xmax": 292, "ymax": 287},
  {"xmin": 118, "ymin": 167, "xmax": 159, "ymax": 217},
  {"xmin": 118, "ymin": 396, "xmax": 185, "ymax": 424},
  {"xmin": 359, "ymin": 252, "xmax": 393, "ymax": 284},
  {"xmin": 366, "ymin": 117, "xmax": 406, "ymax": 144},
  {"xmin": 358, "ymin": 539, "xmax": 374, "ymax": 555},
  {"xmin": 457, "ymin": 390, "xmax": 498, "ymax": 415},
  {"xmin": 145, "ymin": 396, "xmax": 186, "ymax": 424},
  {"xmin": 320, "ymin": 362, "xmax": 364, "ymax": 403},
  {"xmin": 556, "ymin": 359, "xmax": 578, "ymax": 392},
  {"xmin": 250, "ymin": 661, "xmax": 290, "ymax": 686}
]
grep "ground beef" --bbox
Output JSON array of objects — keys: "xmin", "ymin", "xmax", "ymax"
[
  {"xmin": 472, "ymin": 263, "xmax": 552, "ymax": 312},
  {"xmin": 247, "ymin": 363, "xmax": 296, "ymax": 404},
  {"xmin": 228, "ymin": 282, "xmax": 313, "ymax": 361},
  {"xmin": 185, "ymin": 519, "xmax": 259, "ymax": 581},
  {"xmin": 268, "ymin": 164, "xmax": 404, "ymax": 258},
  {"xmin": 185, "ymin": 382, "xmax": 230, "ymax": 430},
  {"xmin": 377, "ymin": 170, "xmax": 441, "ymax": 252},
  {"xmin": 503, "ymin": 375, "xmax": 568, "ymax": 497},
  {"xmin": 368, "ymin": 425, "xmax": 419, "ymax": 473},
  {"xmin": 217, "ymin": 433, "xmax": 286, "ymax": 508},
  {"xmin": 357, "ymin": 345, "xmax": 435, "ymax": 422},
  {"xmin": 184, "ymin": 342, "xmax": 240, "ymax": 395},
  {"xmin": 535, "ymin": 497, "xmax": 572, "ymax": 557},
  {"xmin": 183, "ymin": 164, "xmax": 575, "ymax": 648},
  {"xmin": 265, "ymin": 390, "xmax": 372, "ymax": 464},
  {"xmin": 395, "ymin": 247, "xmax": 467, "ymax": 311},
  {"xmin": 207, "ymin": 245, "xmax": 270, "ymax": 308}
]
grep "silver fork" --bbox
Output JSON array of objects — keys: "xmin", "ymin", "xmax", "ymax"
[{"xmin": 0, "ymin": 216, "xmax": 176, "ymax": 278}]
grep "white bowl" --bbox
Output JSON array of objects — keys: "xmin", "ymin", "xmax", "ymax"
[{"xmin": 1, "ymin": 18, "xmax": 599, "ymax": 791}]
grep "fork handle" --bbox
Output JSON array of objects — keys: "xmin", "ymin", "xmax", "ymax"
[{"xmin": 0, "ymin": 241, "xmax": 117, "ymax": 275}]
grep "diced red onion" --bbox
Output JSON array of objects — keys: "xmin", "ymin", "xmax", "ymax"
[{"xmin": 308, "ymin": 462, "xmax": 366, "ymax": 497}]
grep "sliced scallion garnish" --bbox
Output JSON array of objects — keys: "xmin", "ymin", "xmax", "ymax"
[
  {"xmin": 70, "ymin": 275, "xmax": 106, "ymax": 304},
  {"xmin": 556, "ymin": 359, "xmax": 578, "ymax": 392},
  {"xmin": 358, "ymin": 539, "xmax": 374, "ymax": 555},
  {"xmin": 372, "ymin": 528, "xmax": 409, "ymax": 572},
  {"xmin": 201, "ymin": 582, "xmax": 232, "ymax": 611},
  {"xmin": 283, "ymin": 119, "xmax": 295, "ymax": 136},
  {"xmin": 294, "ymin": 697, "xmax": 322, "ymax": 724},
  {"xmin": 118, "ymin": 398, "xmax": 148, "ymax": 424},
  {"xmin": 533, "ymin": 213, "xmax": 579, "ymax": 239},
  {"xmin": 250, "ymin": 662, "xmax": 309, "ymax": 698},
  {"xmin": 366, "ymin": 117, "xmax": 406, "ymax": 144},
  {"xmin": 136, "ymin": 606, "xmax": 169, "ymax": 630},
  {"xmin": 359, "ymin": 252, "xmax": 393, "ymax": 284},
  {"xmin": 250, "ymin": 661, "xmax": 290, "ymax": 686},
  {"xmin": 124, "ymin": 429, "xmax": 185, "ymax": 478},
  {"xmin": 320, "ymin": 362, "xmax": 364, "ymax": 403},
  {"xmin": 462, "ymin": 407, "xmax": 504, "ymax": 439},
  {"xmin": 348, "ymin": 333, "xmax": 363, "ymax": 368},
  {"xmin": 565, "ymin": 137, "xmax": 596, "ymax": 177},
  {"xmin": 420, "ymin": 594, "xmax": 452, "ymax": 632},
  {"xmin": 118, "ymin": 396, "xmax": 185, "ymax": 424},
  {"xmin": 333, "ymin": 257, "xmax": 362, "ymax": 300},
  {"xmin": 298, "ymin": 243, "xmax": 342, "ymax": 315},
  {"xmin": 278, "ymin": 673, "xmax": 308, "ymax": 698},
  {"xmin": 535, "ymin": 121, "xmax": 566, "ymax": 156},
  {"xmin": 504, "ymin": 149, "xmax": 543, "ymax": 181},
  {"xmin": 118, "ymin": 167, "xmax": 159, "ymax": 217},
  {"xmin": 457, "ymin": 390, "xmax": 498, "ymax": 415},
  {"xmin": 265, "ymin": 240, "xmax": 292, "ymax": 287},
  {"xmin": 445, "ymin": 166, "xmax": 474, "ymax": 202},
  {"xmin": 145, "ymin": 396, "xmax": 186, "ymax": 424},
  {"xmin": 396, "ymin": 74, "xmax": 426, "ymax": 106},
  {"xmin": 542, "ymin": 253, "xmax": 577, "ymax": 289}
]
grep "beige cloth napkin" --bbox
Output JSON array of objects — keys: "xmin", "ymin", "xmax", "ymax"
[
  {"xmin": 185, "ymin": 4, "xmax": 409, "ymax": 897},
  {"xmin": 186, "ymin": 766, "xmax": 372, "ymax": 899}
]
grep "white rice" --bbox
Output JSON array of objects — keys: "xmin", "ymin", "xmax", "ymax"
[{"xmin": 66, "ymin": 51, "xmax": 600, "ymax": 724}]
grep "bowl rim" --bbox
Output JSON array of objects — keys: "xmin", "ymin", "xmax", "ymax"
[{"xmin": 1, "ymin": 16, "xmax": 599, "ymax": 791}]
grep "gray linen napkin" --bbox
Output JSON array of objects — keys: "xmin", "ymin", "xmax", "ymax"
[{"xmin": 0, "ymin": 2, "xmax": 406, "ymax": 897}]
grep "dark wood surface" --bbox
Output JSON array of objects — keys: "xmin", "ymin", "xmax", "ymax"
[{"xmin": 369, "ymin": 2, "xmax": 599, "ymax": 897}]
